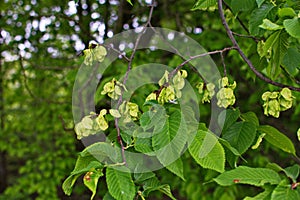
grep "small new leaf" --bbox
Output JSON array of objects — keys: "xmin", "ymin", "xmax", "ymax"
[{"xmin": 126, "ymin": 0, "xmax": 133, "ymax": 6}]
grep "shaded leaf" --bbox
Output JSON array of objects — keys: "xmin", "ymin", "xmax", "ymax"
[
  {"xmin": 222, "ymin": 121, "xmax": 257, "ymax": 154},
  {"xmin": 103, "ymin": 192, "xmax": 115, "ymax": 200},
  {"xmin": 142, "ymin": 177, "xmax": 176, "ymax": 200},
  {"xmin": 189, "ymin": 130, "xmax": 225, "ymax": 173},
  {"xmin": 218, "ymin": 108, "xmax": 240, "ymax": 133},
  {"xmin": 284, "ymin": 18, "xmax": 300, "ymax": 39},
  {"xmin": 134, "ymin": 171, "xmax": 156, "ymax": 183},
  {"xmin": 256, "ymin": 0, "xmax": 266, "ymax": 8},
  {"xmin": 231, "ymin": 0, "xmax": 256, "ymax": 13},
  {"xmin": 271, "ymin": 182, "xmax": 300, "ymax": 200},
  {"xmin": 282, "ymin": 48, "xmax": 300, "ymax": 75},
  {"xmin": 258, "ymin": 125, "xmax": 296, "ymax": 155},
  {"xmin": 284, "ymin": 165, "xmax": 300, "ymax": 182},
  {"xmin": 152, "ymin": 109, "xmax": 187, "ymax": 179},
  {"xmin": 244, "ymin": 186, "xmax": 273, "ymax": 199},
  {"xmin": 240, "ymin": 112, "xmax": 259, "ymax": 127},
  {"xmin": 165, "ymin": 158, "xmax": 185, "ymax": 181},
  {"xmin": 264, "ymin": 31, "xmax": 289, "ymax": 78},
  {"xmin": 219, "ymin": 138, "xmax": 241, "ymax": 156},
  {"xmin": 106, "ymin": 167, "xmax": 136, "ymax": 200},
  {"xmin": 191, "ymin": 0, "xmax": 216, "ymax": 10},
  {"xmin": 249, "ymin": 3, "xmax": 274, "ymax": 36}
]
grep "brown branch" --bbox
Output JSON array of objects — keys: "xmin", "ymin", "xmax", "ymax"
[
  {"xmin": 223, "ymin": 0, "xmax": 249, "ymax": 34},
  {"xmin": 104, "ymin": 44, "xmax": 130, "ymax": 62},
  {"xmin": 220, "ymin": 51, "xmax": 227, "ymax": 76},
  {"xmin": 113, "ymin": 3, "xmax": 156, "ymax": 165},
  {"xmin": 59, "ymin": 115, "xmax": 74, "ymax": 132},
  {"xmin": 217, "ymin": 0, "xmax": 300, "ymax": 92},
  {"xmin": 169, "ymin": 46, "xmax": 237, "ymax": 78},
  {"xmin": 232, "ymin": 32, "xmax": 259, "ymax": 42}
]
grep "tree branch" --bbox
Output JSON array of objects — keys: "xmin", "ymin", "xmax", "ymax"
[
  {"xmin": 217, "ymin": 0, "xmax": 300, "ymax": 92},
  {"xmin": 113, "ymin": 3, "xmax": 156, "ymax": 165},
  {"xmin": 170, "ymin": 46, "xmax": 236, "ymax": 79}
]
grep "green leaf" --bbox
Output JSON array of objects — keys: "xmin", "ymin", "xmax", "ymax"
[
  {"xmin": 240, "ymin": 112, "xmax": 259, "ymax": 127},
  {"xmin": 263, "ymin": 31, "xmax": 280, "ymax": 56},
  {"xmin": 80, "ymin": 142, "xmax": 120, "ymax": 163},
  {"xmin": 152, "ymin": 109, "xmax": 187, "ymax": 178},
  {"xmin": 282, "ymin": 48, "xmax": 300, "ymax": 75},
  {"xmin": 278, "ymin": 8, "xmax": 296, "ymax": 18},
  {"xmin": 62, "ymin": 174, "xmax": 81, "ymax": 196},
  {"xmin": 219, "ymin": 138, "xmax": 241, "ymax": 156},
  {"xmin": 126, "ymin": 0, "xmax": 133, "ymax": 6},
  {"xmin": 191, "ymin": 0, "xmax": 216, "ymax": 10},
  {"xmin": 249, "ymin": 3, "xmax": 274, "ymax": 36},
  {"xmin": 106, "ymin": 167, "xmax": 136, "ymax": 200},
  {"xmin": 218, "ymin": 108, "xmax": 240, "ymax": 133},
  {"xmin": 189, "ymin": 130, "xmax": 225, "ymax": 173},
  {"xmin": 62, "ymin": 155, "xmax": 103, "ymax": 196},
  {"xmin": 157, "ymin": 185, "xmax": 177, "ymax": 200},
  {"xmin": 271, "ymin": 182, "xmax": 300, "ymax": 200},
  {"xmin": 284, "ymin": 18, "xmax": 300, "ymax": 39},
  {"xmin": 134, "ymin": 171, "xmax": 156, "ymax": 183},
  {"xmin": 256, "ymin": 0, "xmax": 266, "ymax": 8},
  {"xmin": 231, "ymin": 0, "xmax": 256, "ymax": 13},
  {"xmin": 222, "ymin": 121, "xmax": 257, "ymax": 154},
  {"xmin": 142, "ymin": 177, "xmax": 176, "ymax": 200},
  {"xmin": 284, "ymin": 165, "xmax": 300, "ymax": 182},
  {"xmin": 140, "ymin": 104, "xmax": 167, "ymax": 132},
  {"xmin": 259, "ymin": 19, "xmax": 283, "ymax": 30},
  {"xmin": 264, "ymin": 31, "xmax": 289, "ymax": 78},
  {"xmin": 266, "ymin": 163, "xmax": 284, "ymax": 172},
  {"xmin": 134, "ymin": 135, "xmax": 154, "ymax": 155},
  {"xmin": 83, "ymin": 168, "xmax": 104, "ymax": 200},
  {"xmin": 103, "ymin": 192, "xmax": 115, "ymax": 200},
  {"xmin": 165, "ymin": 158, "xmax": 185, "ymax": 181},
  {"xmin": 214, "ymin": 166, "xmax": 281, "ymax": 186},
  {"xmin": 258, "ymin": 125, "xmax": 296, "ymax": 155},
  {"xmin": 244, "ymin": 186, "xmax": 273, "ymax": 199}
]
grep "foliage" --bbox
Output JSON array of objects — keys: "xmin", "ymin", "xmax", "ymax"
[{"xmin": 1, "ymin": 0, "xmax": 300, "ymax": 200}]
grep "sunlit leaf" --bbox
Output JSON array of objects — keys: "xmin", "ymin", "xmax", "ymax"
[{"xmin": 214, "ymin": 166, "xmax": 281, "ymax": 186}]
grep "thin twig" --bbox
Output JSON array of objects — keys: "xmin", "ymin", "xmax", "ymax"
[
  {"xmin": 217, "ymin": 0, "xmax": 300, "ymax": 92},
  {"xmin": 232, "ymin": 32, "xmax": 259, "ymax": 42},
  {"xmin": 104, "ymin": 44, "xmax": 131, "ymax": 62},
  {"xmin": 223, "ymin": 0, "xmax": 249, "ymax": 34},
  {"xmin": 220, "ymin": 51, "xmax": 227, "ymax": 76},
  {"xmin": 114, "ymin": 3, "xmax": 156, "ymax": 165},
  {"xmin": 170, "ymin": 46, "xmax": 237, "ymax": 78},
  {"xmin": 155, "ymin": 46, "xmax": 236, "ymax": 98}
]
